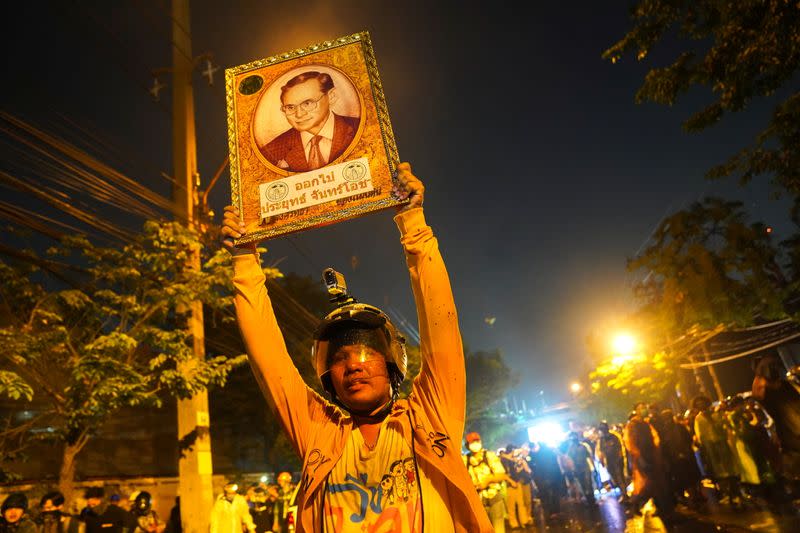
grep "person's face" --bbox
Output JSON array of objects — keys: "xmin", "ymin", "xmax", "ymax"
[
  {"xmin": 467, "ymin": 440, "xmax": 483, "ymax": 453},
  {"xmin": 3, "ymin": 508, "xmax": 23, "ymax": 523},
  {"xmin": 281, "ymin": 79, "xmax": 331, "ymax": 134},
  {"xmin": 42, "ymin": 499, "xmax": 62, "ymax": 512},
  {"xmin": 328, "ymin": 344, "xmax": 391, "ymax": 413},
  {"xmin": 86, "ymin": 497, "xmax": 102, "ymax": 508}
]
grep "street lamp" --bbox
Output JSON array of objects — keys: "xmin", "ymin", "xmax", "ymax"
[
  {"xmin": 611, "ymin": 333, "xmax": 636, "ymax": 356},
  {"xmin": 610, "ymin": 332, "xmax": 638, "ymax": 367}
]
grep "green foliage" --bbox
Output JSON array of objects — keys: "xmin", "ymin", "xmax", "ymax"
[
  {"xmin": 398, "ymin": 343, "xmax": 421, "ymax": 398},
  {"xmin": 0, "ymin": 371, "xmax": 33, "ymax": 401},
  {"xmin": 585, "ymin": 350, "xmax": 675, "ymax": 422},
  {"xmin": 605, "ymin": 0, "xmax": 800, "ymax": 195},
  {"xmin": 465, "ymin": 349, "xmax": 518, "ymax": 422},
  {"xmin": 0, "ymin": 221, "xmax": 255, "ymax": 451},
  {"xmin": 583, "ymin": 198, "xmax": 787, "ymax": 415},
  {"xmin": 629, "ymin": 197, "xmax": 786, "ymax": 334}
]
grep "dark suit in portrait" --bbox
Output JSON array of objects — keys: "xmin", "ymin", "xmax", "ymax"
[{"xmin": 260, "ymin": 113, "xmax": 360, "ymax": 172}]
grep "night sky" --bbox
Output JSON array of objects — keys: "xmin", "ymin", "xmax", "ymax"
[{"xmin": 1, "ymin": 1, "xmax": 786, "ymax": 408}]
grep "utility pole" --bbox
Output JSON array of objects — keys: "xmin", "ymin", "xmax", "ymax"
[
  {"xmin": 171, "ymin": 0, "xmax": 214, "ymax": 530},
  {"xmin": 701, "ymin": 340, "xmax": 726, "ymax": 402}
]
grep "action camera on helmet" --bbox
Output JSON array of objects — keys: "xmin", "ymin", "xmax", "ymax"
[{"xmin": 312, "ymin": 267, "xmax": 407, "ymax": 403}]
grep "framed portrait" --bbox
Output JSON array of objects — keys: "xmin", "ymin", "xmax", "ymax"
[{"xmin": 225, "ymin": 31, "xmax": 405, "ymax": 243}]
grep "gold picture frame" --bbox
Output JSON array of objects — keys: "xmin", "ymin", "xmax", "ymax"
[{"xmin": 225, "ymin": 31, "xmax": 405, "ymax": 243}]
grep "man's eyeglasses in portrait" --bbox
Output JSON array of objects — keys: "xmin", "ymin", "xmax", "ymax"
[{"xmin": 281, "ymin": 93, "xmax": 326, "ymax": 115}]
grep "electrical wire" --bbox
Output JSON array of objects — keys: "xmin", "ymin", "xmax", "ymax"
[{"xmin": 679, "ymin": 331, "xmax": 800, "ymax": 369}]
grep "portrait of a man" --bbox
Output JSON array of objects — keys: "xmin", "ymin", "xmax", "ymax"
[{"xmin": 258, "ymin": 70, "xmax": 361, "ymax": 172}]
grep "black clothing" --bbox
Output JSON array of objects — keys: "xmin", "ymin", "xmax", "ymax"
[
  {"xmin": 762, "ymin": 381, "xmax": 800, "ymax": 453},
  {"xmin": 500, "ymin": 454, "xmax": 532, "ymax": 485},
  {"xmin": 83, "ymin": 503, "xmax": 132, "ymax": 533},
  {"xmin": 0, "ymin": 517, "xmax": 37, "ymax": 533},
  {"xmin": 530, "ymin": 444, "xmax": 565, "ymax": 514},
  {"xmin": 251, "ymin": 504, "xmax": 275, "ymax": 533}
]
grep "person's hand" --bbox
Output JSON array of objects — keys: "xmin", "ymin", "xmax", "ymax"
[
  {"xmin": 393, "ymin": 162, "xmax": 424, "ymax": 213},
  {"xmin": 221, "ymin": 205, "xmax": 257, "ymax": 255}
]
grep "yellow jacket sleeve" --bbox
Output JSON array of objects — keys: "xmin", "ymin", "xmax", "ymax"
[
  {"xmin": 396, "ymin": 208, "xmax": 466, "ymax": 437},
  {"xmin": 232, "ymin": 252, "xmax": 329, "ymax": 459}
]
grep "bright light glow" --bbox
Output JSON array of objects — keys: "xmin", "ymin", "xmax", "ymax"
[
  {"xmin": 612, "ymin": 354, "xmax": 632, "ymax": 367},
  {"xmin": 260, "ymin": 475, "xmax": 268, "ymax": 483},
  {"xmin": 528, "ymin": 422, "xmax": 567, "ymax": 448},
  {"xmin": 612, "ymin": 333, "xmax": 636, "ymax": 356},
  {"xmin": 570, "ymin": 382, "xmax": 582, "ymax": 393}
]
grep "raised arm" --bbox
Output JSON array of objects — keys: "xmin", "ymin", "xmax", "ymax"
[
  {"xmin": 393, "ymin": 164, "xmax": 467, "ymax": 433},
  {"xmin": 222, "ymin": 206, "xmax": 327, "ymax": 457}
]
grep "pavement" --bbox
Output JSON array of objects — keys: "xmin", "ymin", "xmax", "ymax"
[{"xmin": 509, "ymin": 487, "xmax": 800, "ymax": 532}]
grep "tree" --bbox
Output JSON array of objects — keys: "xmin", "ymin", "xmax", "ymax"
[
  {"xmin": 464, "ymin": 349, "xmax": 518, "ymax": 446},
  {"xmin": 585, "ymin": 348, "xmax": 676, "ymax": 423},
  {"xmin": 629, "ymin": 197, "xmax": 785, "ymax": 333},
  {"xmin": 582, "ymin": 197, "xmax": 787, "ymax": 413},
  {"xmin": 604, "ymin": 0, "xmax": 800, "ymax": 203},
  {"xmin": 0, "ymin": 221, "xmax": 273, "ymax": 500}
]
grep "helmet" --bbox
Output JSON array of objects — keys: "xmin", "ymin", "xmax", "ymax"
[
  {"xmin": 465, "ymin": 431, "xmax": 481, "ymax": 444},
  {"xmin": 312, "ymin": 301, "xmax": 407, "ymax": 397},
  {"xmin": 132, "ymin": 491, "xmax": 152, "ymax": 515},
  {"xmin": 277, "ymin": 472, "xmax": 293, "ymax": 485}
]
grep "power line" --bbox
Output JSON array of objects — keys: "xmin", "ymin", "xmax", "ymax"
[
  {"xmin": 1, "ymin": 113, "xmax": 178, "ymax": 216},
  {"xmin": 679, "ymin": 330, "xmax": 800, "ymax": 369}
]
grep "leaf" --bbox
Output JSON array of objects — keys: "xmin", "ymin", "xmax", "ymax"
[{"xmin": 0, "ymin": 371, "xmax": 33, "ymax": 402}]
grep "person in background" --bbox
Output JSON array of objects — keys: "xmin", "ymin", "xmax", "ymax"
[
  {"xmin": 623, "ymin": 404, "xmax": 674, "ymax": 522},
  {"xmin": 564, "ymin": 431, "xmax": 596, "ymax": 504},
  {"xmin": 464, "ymin": 431, "xmax": 512, "ymax": 533},
  {"xmin": 130, "ymin": 491, "xmax": 164, "ymax": 533},
  {"xmin": 752, "ymin": 355, "xmax": 800, "ymax": 498},
  {"xmin": 530, "ymin": 440, "xmax": 564, "ymax": 518},
  {"xmin": 0, "ymin": 492, "xmax": 36, "ymax": 533},
  {"xmin": 210, "ymin": 482, "xmax": 255, "ymax": 533},
  {"xmin": 272, "ymin": 473, "xmax": 294, "ymax": 533},
  {"xmin": 595, "ymin": 421, "xmax": 627, "ymax": 502},
  {"xmin": 724, "ymin": 396, "xmax": 765, "ymax": 502},
  {"xmin": 499, "ymin": 443, "xmax": 533, "ymax": 530},
  {"xmin": 163, "ymin": 497, "xmax": 181, "ymax": 533},
  {"xmin": 36, "ymin": 491, "xmax": 79, "ymax": 533},
  {"xmin": 81, "ymin": 487, "xmax": 129, "ymax": 533},
  {"xmin": 693, "ymin": 396, "xmax": 742, "ymax": 507},
  {"xmin": 249, "ymin": 486, "xmax": 277, "ymax": 533}
]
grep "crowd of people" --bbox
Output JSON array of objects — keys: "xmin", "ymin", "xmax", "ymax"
[
  {"xmin": 0, "ymin": 473, "xmax": 297, "ymax": 533},
  {"xmin": 0, "ymin": 487, "xmax": 166, "ymax": 533},
  {"xmin": 209, "ymin": 473, "xmax": 296, "ymax": 533},
  {"xmin": 460, "ymin": 360, "xmax": 800, "ymax": 532}
]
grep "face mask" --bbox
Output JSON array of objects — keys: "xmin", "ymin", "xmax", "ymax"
[{"xmin": 468, "ymin": 441, "xmax": 482, "ymax": 453}]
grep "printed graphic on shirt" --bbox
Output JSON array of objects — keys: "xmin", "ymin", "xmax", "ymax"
[
  {"xmin": 324, "ymin": 425, "xmax": 421, "ymax": 533},
  {"xmin": 326, "ymin": 456, "xmax": 420, "ymax": 532}
]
